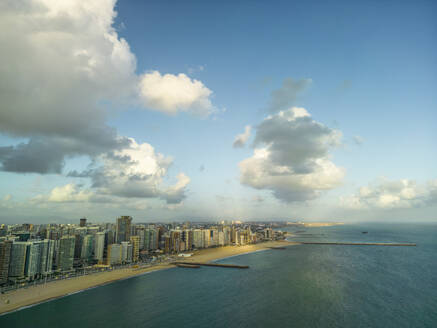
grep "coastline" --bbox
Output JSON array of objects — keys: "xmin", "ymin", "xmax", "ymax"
[{"xmin": 0, "ymin": 240, "xmax": 296, "ymax": 315}]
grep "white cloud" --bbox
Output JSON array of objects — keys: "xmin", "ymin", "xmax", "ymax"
[
  {"xmin": 233, "ymin": 125, "xmax": 251, "ymax": 148},
  {"xmin": 267, "ymin": 78, "xmax": 312, "ymax": 113},
  {"xmin": 0, "ymin": 0, "xmax": 137, "ymax": 138},
  {"xmin": 162, "ymin": 173, "xmax": 191, "ymax": 204},
  {"xmin": 340, "ymin": 178, "xmax": 437, "ymax": 209},
  {"xmin": 68, "ymin": 137, "xmax": 190, "ymax": 204},
  {"xmin": 0, "ymin": 0, "xmax": 215, "ymax": 175},
  {"xmin": 239, "ymin": 107, "xmax": 344, "ymax": 202},
  {"xmin": 31, "ymin": 183, "xmax": 153, "ymax": 211},
  {"xmin": 138, "ymin": 71, "xmax": 214, "ymax": 116},
  {"xmin": 0, "ymin": 0, "xmax": 136, "ymax": 173},
  {"xmin": 46, "ymin": 184, "xmax": 94, "ymax": 203}
]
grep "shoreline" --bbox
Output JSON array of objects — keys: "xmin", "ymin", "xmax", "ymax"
[{"xmin": 0, "ymin": 240, "xmax": 296, "ymax": 316}]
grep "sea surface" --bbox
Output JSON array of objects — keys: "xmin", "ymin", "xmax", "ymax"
[{"xmin": 1, "ymin": 223, "xmax": 436, "ymax": 328}]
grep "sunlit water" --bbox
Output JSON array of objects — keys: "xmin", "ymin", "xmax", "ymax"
[{"xmin": 1, "ymin": 223, "xmax": 436, "ymax": 328}]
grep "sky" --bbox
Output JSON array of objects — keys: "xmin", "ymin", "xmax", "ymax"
[{"xmin": 0, "ymin": 0, "xmax": 436, "ymax": 224}]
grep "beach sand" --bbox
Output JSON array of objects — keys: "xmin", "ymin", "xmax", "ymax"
[{"xmin": 0, "ymin": 240, "xmax": 296, "ymax": 315}]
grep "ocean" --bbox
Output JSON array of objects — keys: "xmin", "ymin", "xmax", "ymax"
[{"xmin": 1, "ymin": 223, "xmax": 436, "ymax": 327}]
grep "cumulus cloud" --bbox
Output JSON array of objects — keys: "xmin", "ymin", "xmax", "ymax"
[
  {"xmin": 233, "ymin": 125, "xmax": 251, "ymax": 148},
  {"xmin": 45, "ymin": 184, "xmax": 94, "ymax": 203},
  {"xmin": 0, "ymin": 0, "xmax": 137, "ymax": 135},
  {"xmin": 0, "ymin": 135, "xmax": 129, "ymax": 174},
  {"xmin": 340, "ymin": 178, "xmax": 437, "ymax": 209},
  {"xmin": 0, "ymin": 0, "xmax": 215, "ymax": 174},
  {"xmin": 0, "ymin": 0, "xmax": 201, "ymax": 206},
  {"xmin": 239, "ymin": 107, "xmax": 344, "ymax": 202},
  {"xmin": 0, "ymin": 0, "xmax": 136, "ymax": 172},
  {"xmin": 31, "ymin": 183, "xmax": 153, "ymax": 211},
  {"xmin": 68, "ymin": 138, "xmax": 190, "ymax": 204},
  {"xmin": 138, "ymin": 71, "xmax": 214, "ymax": 116},
  {"xmin": 267, "ymin": 78, "xmax": 312, "ymax": 113},
  {"xmin": 161, "ymin": 173, "xmax": 191, "ymax": 204}
]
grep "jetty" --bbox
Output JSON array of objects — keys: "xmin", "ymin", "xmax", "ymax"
[
  {"xmin": 176, "ymin": 263, "xmax": 201, "ymax": 268},
  {"xmin": 300, "ymin": 242, "xmax": 416, "ymax": 246},
  {"xmin": 173, "ymin": 262, "xmax": 249, "ymax": 269}
]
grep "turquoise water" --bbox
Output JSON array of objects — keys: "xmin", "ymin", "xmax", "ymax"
[{"xmin": 1, "ymin": 223, "xmax": 436, "ymax": 327}]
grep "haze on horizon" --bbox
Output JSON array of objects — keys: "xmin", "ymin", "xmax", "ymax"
[{"xmin": 0, "ymin": 0, "xmax": 436, "ymax": 224}]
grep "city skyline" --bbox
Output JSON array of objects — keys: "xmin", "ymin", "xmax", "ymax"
[
  {"xmin": 1, "ymin": 0, "xmax": 436, "ymax": 224},
  {"xmin": 0, "ymin": 217, "xmax": 283, "ymax": 287}
]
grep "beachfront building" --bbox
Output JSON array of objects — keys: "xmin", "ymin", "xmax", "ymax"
[
  {"xmin": 81, "ymin": 234, "xmax": 94, "ymax": 262},
  {"xmin": 116, "ymin": 216, "xmax": 132, "ymax": 243},
  {"xmin": 141, "ymin": 228, "xmax": 158, "ymax": 251},
  {"xmin": 193, "ymin": 229, "xmax": 204, "ymax": 249},
  {"xmin": 182, "ymin": 230, "xmax": 193, "ymax": 251},
  {"xmin": 24, "ymin": 241, "xmax": 42, "ymax": 280},
  {"xmin": 203, "ymin": 229, "xmax": 211, "ymax": 248},
  {"xmin": 218, "ymin": 231, "xmax": 225, "ymax": 246},
  {"xmin": 169, "ymin": 230, "xmax": 182, "ymax": 253},
  {"xmin": 58, "ymin": 236, "xmax": 75, "ymax": 272},
  {"xmin": 211, "ymin": 228, "xmax": 219, "ymax": 247},
  {"xmin": 130, "ymin": 236, "xmax": 139, "ymax": 262},
  {"xmin": 120, "ymin": 241, "xmax": 133, "ymax": 263},
  {"xmin": 107, "ymin": 244, "xmax": 122, "ymax": 266},
  {"xmin": 0, "ymin": 240, "xmax": 12, "ymax": 284},
  {"xmin": 39, "ymin": 239, "xmax": 55, "ymax": 276},
  {"xmin": 137, "ymin": 227, "xmax": 145, "ymax": 250},
  {"xmin": 94, "ymin": 232, "xmax": 105, "ymax": 263},
  {"xmin": 150, "ymin": 228, "xmax": 159, "ymax": 250},
  {"xmin": 8, "ymin": 242, "xmax": 28, "ymax": 280}
]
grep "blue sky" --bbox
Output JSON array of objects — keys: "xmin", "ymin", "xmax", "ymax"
[{"xmin": 0, "ymin": 0, "xmax": 436, "ymax": 223}]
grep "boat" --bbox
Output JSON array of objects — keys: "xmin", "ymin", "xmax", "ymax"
[{"xmin": 362, "ymin": 231, "xmax": 368, "ymax": 234}]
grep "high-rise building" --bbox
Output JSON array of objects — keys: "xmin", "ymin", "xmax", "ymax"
[
  {"xmin": 203, "ymin": 229, "xmax": 211, "ymax": 248},
  {"xmin": 130, "ymin": 236, "xmax": 139, "ymax": 262},
  {"xmin": 136, "ymin": 227, "xmax": 145, "ymax": 250},
  {"xmin": 81, "ymin": 234, "xmax": 94, "ymax": 262},
  {"xmin": 182, "ymin": 230, "xmax": 193, "ymax": 251},
  {"xmin": 211, "ymin": 228, "xmax": 219, "ymax": 246},
  {"xmin": 169, "ymin": 230, "xmax": 181, "ymax": 253},
  {"xmin": 25, "ymin": 241, "xmax": 42, "ymax": 280},
  {"xmin": 107, "ymin": 244, "xmax": 122, "ymax": 266},
  {"xmin": 8, "ymin": 242, "xmax": 28, "ymax": 280},
  {"xmin": 0, "ymin": 240, "xmax": 12, "ymax": 284},
  {"xmin": 193, "ymin": 229, "xmax": 203, "ymax": 249},
  {"xmin": 74, "ymin": 230, "xmax": 87, "ymax": 260},
  {"xmin": 218, "ymin": 231, "xmax": 225, "ymax": 246},
  {"xmin": 116, "ymin": 216, "xmax": 132, "ymax": 243},
  {"xmin": 58, "ymin": 236, "xmax": 75, "ymax": 272},
  {"xmin": 151, "ymin": 228, "xmax": 160, "ymax": 250},
  {"xmin": 121, "ymin": 241, "xmax": 131, "ymax": 263},
  {"xmin": 94, "ymin": 232, "xmax": 105, "ymax": 263},
  {"xmin": 39, "ymin": 239, "xmax": 54, "ymax": 276},
  {"xmin": 143, "ymin": 229, "xmax": 150, "ymax": 251},
  {"xmin": 79, "ymin": 218, "xmax": 87, "ymax": 227}
]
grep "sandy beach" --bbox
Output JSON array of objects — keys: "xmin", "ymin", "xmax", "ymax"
[{"xmin": 0, "ymin": 240, "xmax": 296, "ymax": 315}]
